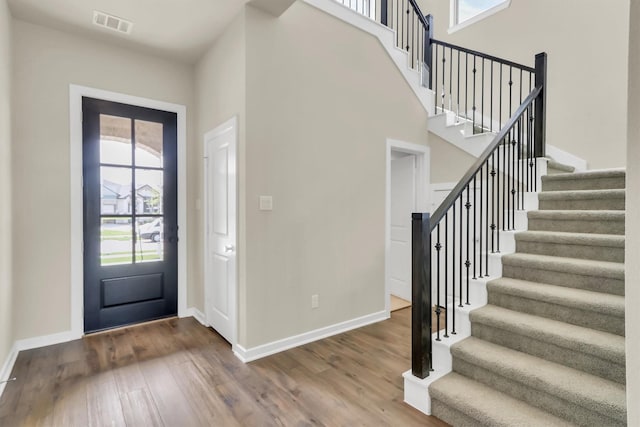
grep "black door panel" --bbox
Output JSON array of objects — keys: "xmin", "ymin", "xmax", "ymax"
[{"xmin": 83, "ymin": 97, "xmax": 178, "ymax": 333}]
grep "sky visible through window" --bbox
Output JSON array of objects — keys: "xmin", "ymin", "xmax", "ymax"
[{"xmin": 458, "ymin": 0, "xmax": 505, "ymax": 23}]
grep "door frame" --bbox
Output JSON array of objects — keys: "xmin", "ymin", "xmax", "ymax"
[
  {"xmin": 385, "ymin": 139, "xmax": 430, "ymax": 313},
  {"xmin": 69, "ymin": 85, "xmax": 188, "ymax": 337},
  {"xmin": 203, "ymin": 116, "xmax": 238, "ymax": 350}
]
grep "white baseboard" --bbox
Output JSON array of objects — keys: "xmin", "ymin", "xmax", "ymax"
[
  {"xmin": 0, "ymin": 343, "xmax": 18, "ymax": 399},
  {"xmin": 234, "ymin": 310, "xmax": 389, "ymax": 363},
  {"xmin": 0, "ymin": 329, "xmax": 78, "ymax": 400},
  {"xmin": 14, "ymin": 330, "xmax": 79, "ymax": 353},
  {"xmin": 186, "ymin": 307, "xmax": 208, "ymax": 327}
]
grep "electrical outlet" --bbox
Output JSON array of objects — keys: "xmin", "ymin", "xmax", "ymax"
[{"xmin": 311, "ymin": 294, "xmax": 319, "ymax": 309}]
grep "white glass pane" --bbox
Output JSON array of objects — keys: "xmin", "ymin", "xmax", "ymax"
[
  {"xmin": 135, "ymin": 217, "xmax": 164, "ymax": 263},
  {"xmin": 101, "ymin": 217, "xmax": 133, "ymax": 266},
  {"xmin": 135, "ymin": 170, "xmax": 163, "ymax": 215},
  {"xmin": 100, "ymin": 114, "xmax": 132, "ymax": 165},
  {"xmin": 101, "ymin": 166, "xmax": 132, "ymax": 215},
  {"xmin": 458, "ymin": 0, "xmax": 504, "ymax": 23},
  {"xmin": 135, "ymin": 120, "xmax": 163, "ymax": 168}
]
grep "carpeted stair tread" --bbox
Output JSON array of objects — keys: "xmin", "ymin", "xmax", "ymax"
[
  {"xmin": 470, "ymin": 305, "xmax": 625, "ymax": 367},
  {"xmin": 547, "ymin": 160, "xmax": 575, "ymax": 174},
  {"xmin": 515, "ymin": 230, "xmax": 624, "ymax": 247},
  {"xmin": 429, "ymin": 372, "xmax": 575, "ymax": 427},
  {"xmin": 543, "ymin": 168, "xmax": 625, "ymax": 180},
  {"xmin": 538, "ymin": 189, "xmax": 625, "ymax": 210},
  {"xmin": 487, "ymin": 277, "xmax": 625, "ymax": 320},
  {"xmin": 514, "ymin": 230, "xmax": 624, "ymax": 262},
  {"xmin": 451, "ymin": 337, "xmax": 627, "ymax": 423},
  {"xmin": 538, "ymin": 189, "xmax": 625, "ymax": 201},
  {"xmin": 502, "ymin": 253, "xmax": 623, "ymax": 279},
  {"xmin": 527, "ymin": 210, "xmax": 625, "ymax": 235},
  {"xmin": 541, "ymin": 169, "xmax": 625, "ymax": 191}
]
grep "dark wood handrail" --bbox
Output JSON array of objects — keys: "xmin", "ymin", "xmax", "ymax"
[{"xmin": 431, "ymin": 39, "xmax": 536, "ymax": 73}]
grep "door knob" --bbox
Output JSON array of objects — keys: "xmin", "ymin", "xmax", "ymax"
[{"xmin": 224, "ymin": 244, "xmax": 235, "ymax": 252}]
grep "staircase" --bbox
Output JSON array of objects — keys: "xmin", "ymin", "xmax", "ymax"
[{"xmin": 429, "ymin": 168, "xmax": 627, "ymax": 426}]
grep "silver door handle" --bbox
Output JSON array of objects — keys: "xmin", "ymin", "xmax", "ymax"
[{"xmin": 224, "ymin": 244, "xmax": 235, "ymax": 252}]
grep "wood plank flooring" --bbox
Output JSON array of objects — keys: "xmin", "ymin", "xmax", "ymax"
[{"xmin": 0, "ymin": 308, "xmax": 449, "ymax": 426}]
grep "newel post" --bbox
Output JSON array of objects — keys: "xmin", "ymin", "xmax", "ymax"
[
  {"xmin": 412, "ymin": 213, "xmax": 432, "ymax": 379},
  {"xmin": 534, "ymin": 52, "xmax": 547, "ymax": 158},
  {"xmin": 423, "ymin": 14, "xmax": 434, "ymax": 90}
]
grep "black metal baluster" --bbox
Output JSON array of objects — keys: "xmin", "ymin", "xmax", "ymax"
[
  {"xmin": 442, "ymin": 46, "xmax": 446, "ymax": 112},
  {"xmin": 484, "ymin": 161, "xmax": 489, "ymax": 276},
  {"xmin": 401, "ymin": 0, "xmax": 405, "ymax": 52},
  {"xmin": 496, "ymin": 144, "xmax": 501, "ymax": 253},
  {"xmin": 499, "ymin": 65, "xmax": 503, "ymax": 130},
  {"xmin": 434, "ymin": 44, "xmax": 438, "ymax": 112},
  {"xmin": 479, "ymin": 166, "xmax": 483, "ymax": 278},
  {"xmin": 465, "ymin": 187, "xmax": 471, "ymax": 305},
  {"xmin": 491, "ymin": 152, "xmax": 496, "ymax": 254},
  {"xmin": 444, "ymin": 214, "xmax": 449, "ymax": 338},
  {"xmin": 457, "ymin": 50, "xmax": 461, "ymax": 119},
  {"xmin": 465, "ymin": 53, "xmax": 469, "ymax": 120},
  {"xmin": 490, "ymin": 61, "xmax": 494, "ymax": 132},
  {"xmin": 516, "ymin": 120, "xmax": 521, "ymax": 210},
  {"xmin": 511, "ymin": 130, "xmax": 516, "ymax": 230},
  {"xmin": 473, "ymin": 175, "xmax": 477, "ymax": 279},
  {"xmin": 520, "ymin": 69, "xmax": 523, "ymax": 106},
  {"xmin": 481, "ymin": 58, "xmax": 485, "ymax": 131},
  {"xmin": 502, "ymin": 137, "xmax": 506, "ymax": 231},
  {"xmin": 529, "ymin": 105, "xmax": 534, "ymax": 194},
  {"xmin": 449, "ymin": 47, "xmax": 453, "ymax": 111},
  {"xmin": 451, "ymin": 204, "xmax": 456, "ymax": 335},
  {"xmin": 472, "ymin": 56, "xmax": 477, "ymax": 132},
  {"xmin": 509, "ymin": 66, "xmax": 514, "ymax": 119},
  {"xmin": 409, "ymin": 9, "xmax": 414, "ymax": 68},
  {"xmin": 459, "ymin": 196, "xmax": 463, "ymax": 307},
  {"xmin": 435, "ymin": 224, "xmax": 441, "ymax": 341},
  {"xmin": 507, "ymin": 130, "xmax": 511, "ymax": 230}
]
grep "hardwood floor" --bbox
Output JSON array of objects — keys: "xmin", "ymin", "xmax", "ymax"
[{"xmin": 0, "ymin": 309, "xmax": 449, "ymax": 426}]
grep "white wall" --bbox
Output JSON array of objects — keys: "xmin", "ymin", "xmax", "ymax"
[
  {"xmin": 241, "ymin": 3, "xmax": 431, "ymax": 348},
  {"xmin": 625, "ymin": 1, "xmax": 639, "ymax": 424},
  {"xmin": 194, "ymin": 10, "xmax": 247, "ymax": 321},
  {"xmin": 10, "ymin": 19, "xmax": 196, "ymax": 341},
  {"xmin": 418, "ymin": 0, "xmax": 630, "ymax": 169},
  {"xmin": 0, "ymin": 0, "xmax": 13, "ymax": 368}
]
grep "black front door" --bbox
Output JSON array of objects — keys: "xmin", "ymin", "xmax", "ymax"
[{"xmin": 82, "ymin": 97, "xmax": 178, "ymax": 333}]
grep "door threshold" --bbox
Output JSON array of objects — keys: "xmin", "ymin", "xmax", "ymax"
[{"xmin": 84, "ymin": 315, "xmax": 178, "ymax": 336}]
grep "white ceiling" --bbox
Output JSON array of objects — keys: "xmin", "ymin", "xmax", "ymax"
[{"xmin": 7, "ymin": 0, "xmax": 251, "ymax": 63}]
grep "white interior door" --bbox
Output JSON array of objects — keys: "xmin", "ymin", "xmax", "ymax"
[
  {"xmin": 204, "ymin": 118, "xmax": 237, "ymax": 344},
  {"xmin": 390, "ymin": 154, "xmax": 416, "ymax": 301}
]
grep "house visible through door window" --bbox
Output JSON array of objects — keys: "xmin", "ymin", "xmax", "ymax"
[{"xmin": 453, "ymin": 0, "xmax": 509, "ymax": 27}]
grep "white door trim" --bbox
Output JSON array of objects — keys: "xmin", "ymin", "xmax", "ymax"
[
  {"xmin": 385, "ymin": 139, "xmax": 430, "ymax": 313},
  {"xmin": 203, "ymin": 116, "xmax": 238, "ymax": 350},
  {"xmin": 69, "ymin": 84, "xmax": 188, "ymax": 338}
]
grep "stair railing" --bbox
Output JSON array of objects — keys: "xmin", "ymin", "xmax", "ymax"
[
  {"xmin": 331, "ymin": 0, "xmax": 547, "ymax": 378},
  {"xmin": 412, "ymin": 82, "xmax": 547, "ymax": 378}
]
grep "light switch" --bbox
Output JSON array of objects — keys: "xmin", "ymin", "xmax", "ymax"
[{"xmin": 259, "ymin": 196, "xmax": 273, "ymax": 211}]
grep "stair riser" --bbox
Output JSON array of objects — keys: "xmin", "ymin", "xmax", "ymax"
[
  {"xmin": 452, "ymin": 357, "xmax": 626, "ymax": 427},
  {"xmin": 470, "ymin": 323, "xmax": 626, "ymax": 384},
  {"xmin": 527, "ymin": 218, "xmax": 625, "ymax": 235},
  {"xmin": 431, "ymin": 400, "xmax": 480, "ymax": 427},
  {"xmin": 501, "ymin": 264, "xmax": 624, "ymax": 296},
  {"xmin": 542, "ymin": 177, "xmax": 625, "ymax": 192},
  {"xmin": 515, "ymin": 240, "xmax": 624, "ymax": 263},
  {"xmin": 539, "ymin": 197, "xmax": 625, "ymax": 211},
  {"xmin": 487, "ymin": 292, "xmax": 625, "ymax": 336}
]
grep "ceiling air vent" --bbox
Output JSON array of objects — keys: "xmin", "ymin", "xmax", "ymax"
[{"xmin": 93, "ymin": 11, "xmax": 133, "ymax": 35}]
